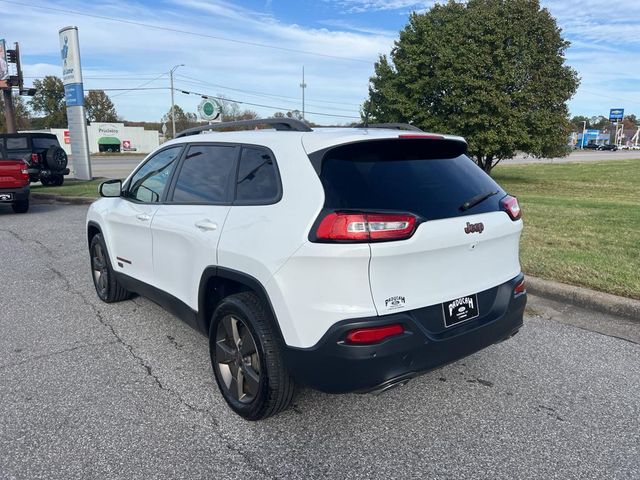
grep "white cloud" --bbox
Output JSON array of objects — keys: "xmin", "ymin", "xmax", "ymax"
[{"xmin": 329, "ymin": 0, "xmax": 435, "ymax": 13}]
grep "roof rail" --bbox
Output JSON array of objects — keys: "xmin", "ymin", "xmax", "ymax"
[
  {"xmin": 354, "ymin": 123, "xmax": 423, "ymax": 132},
  {"xmin": 176, "ymin": 118, "xmax": 312, "ymax": 138}
]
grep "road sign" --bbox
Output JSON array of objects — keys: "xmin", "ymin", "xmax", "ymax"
[
  {"xmin": 609, "ymin": 108, "xmax": 624, "ymax": 122},
  {"xmin": 198, "ymin": 99, "xmax": 221, "ymax": 121}
]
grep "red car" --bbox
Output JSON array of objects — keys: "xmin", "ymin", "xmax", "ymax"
[{"xmin": 0, "ymin": 158, "xmax": 30, "ymax": 213}]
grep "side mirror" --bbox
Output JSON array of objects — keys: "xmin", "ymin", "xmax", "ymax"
[{"xmin": 99, "ymin": 179, "xmax": 122, "ymax": 198}]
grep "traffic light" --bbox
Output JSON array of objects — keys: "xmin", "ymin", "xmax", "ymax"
[{"xmin": 6, "ymin": 49, "xmax": 18, "ymax": 64}]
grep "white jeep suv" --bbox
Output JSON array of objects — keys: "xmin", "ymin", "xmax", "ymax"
[{"xmin": 87, "ymin": 119, "xmax": 526, "ymax": 420}]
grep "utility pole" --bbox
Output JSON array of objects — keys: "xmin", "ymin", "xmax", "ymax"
[
  {"xmin": 2, "ymin": 89, "xmax": 16, "ymax": 133},
  {"xmin": 170, "ymin": 64, "xmax": 185, "ymax": 138},
  {"xmin": 300, "ymin": 66, "xmax": 307, "ymax": 120}
]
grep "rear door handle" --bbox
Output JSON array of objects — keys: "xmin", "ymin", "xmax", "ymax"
[
  {"xmin": 136, "ymin": 213, "xmax": 151, "ymax": 222},
  {"xmin": 195, "ymin": 219, "xmax": 218, "ymax": 232}
]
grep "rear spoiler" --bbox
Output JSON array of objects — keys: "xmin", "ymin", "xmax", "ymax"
[{"xmin": 307, "ymin": 136, "xmax": 468, "ymax": 174}]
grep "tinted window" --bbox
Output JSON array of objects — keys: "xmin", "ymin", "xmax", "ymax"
[
  {"xmin": 172, "ymin": 144, "xmax": 236, "ymax": 203},
  {"xmin": 235, "ymin": 147, "xmax": 279, "ymax": 203},
  {"xmin": 320, "ymin": 139, "xmax": 504, "ymax": 221},
  {"xmin": 32, "ymin": 137, "xmax": 60, "ymax": 149},
  {"xmin": 127, "ymin": 146, "xmax": 181, "ymax": 202},
  {"xmin": 6, "ymin": 138, "xmax": 28, "ymax": 150}
]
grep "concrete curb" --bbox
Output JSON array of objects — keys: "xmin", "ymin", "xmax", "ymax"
[
  {"xmin": 31, "ymin": 193, "xmax": 95, "ymax": 205},
  {"xmin": 526, "ymin": 275, "xmax": 640, "ymax": 323}
]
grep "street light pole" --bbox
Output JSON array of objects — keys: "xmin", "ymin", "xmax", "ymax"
[
  {"xmin": 170, "ymin": 64, "xmax": 185, "ymax": 138},
  {"xmin": 581, "ymin": 120, "xmax": 587, "ymax": 149}
]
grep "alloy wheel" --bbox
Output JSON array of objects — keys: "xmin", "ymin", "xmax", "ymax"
[
  {"xmin": 215, "ymin": 315, "xmax": 261, "ymax": 403},
  {"xmin": 92, "ymin": 243, "xmax": 109, "ymax": 297}
]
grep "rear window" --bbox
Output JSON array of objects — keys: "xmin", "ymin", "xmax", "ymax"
[
  {"xmin": 32, "ymin": 137, "xmax": 60, "ymax": 149},
  {"xmin": 319, "ymin": 139, "xmax": 504, "ymax": 221},
  {"xmin": 5, "ymin": 138, "xmax": 28, "ymax": 150}
]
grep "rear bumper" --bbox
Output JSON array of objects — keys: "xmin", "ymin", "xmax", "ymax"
[
  {"xmin": 0, "ymin": 186, "xmax": 29, "ymax": 203},
  {"xmin": 283, "ymin": 273, "xmax": 526, "ymax": 393},
  {"xmin": 36, "ymin": 167, "xmax": 70, "ymax": 178}
]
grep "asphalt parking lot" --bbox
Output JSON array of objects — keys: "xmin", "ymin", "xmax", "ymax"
[{"xmin": 1, "ymin": 203, "xmax": 639, "ymax": 479}]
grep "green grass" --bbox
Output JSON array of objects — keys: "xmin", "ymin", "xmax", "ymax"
[
  {"xmin": 493, "ymin": 159, "xmax": 640, "ymax": 299},
  {"xmin": 31, "ymin": 178, "xmax": 104, "ymax": 198}
]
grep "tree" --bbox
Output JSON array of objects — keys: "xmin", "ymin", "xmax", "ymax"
[
  {"xmin": 165, "ymin": 105, "xmax": 198, "ymax": 136},
  {"xmin": 569, "ymin": 115, "xmax": 590, "ymax": 132},
  {"xmin": 215, "ymin": 94, "xmax": 258, "ymax": 122},
  {"xmin": 364, "ymin": 0, "xmax": 579, "ymax": 173},
  {"xmin": 622, "ymin": 114, "xmax": 637, "ymax": 130},
  {"xmin": 589, "ymin": 115, "xmax": 609, "ymax": 131},
  {"xmin": 85, "ymin": 90, "xmax": 118, "ymax": 122},
  {"xmin": 0, "ymin": 93, "xmax": 31, "ymax": 132},
  {"xmin": 272, "ymin": 110, "xmax": 303, "ymax": 120},
  {"xmin": 29, "ymin": 76, "xmax": 67, "ymax": 128},
  {"xmin": 228, "ymin": 109, "xmax": 258, "ymax": 122}
]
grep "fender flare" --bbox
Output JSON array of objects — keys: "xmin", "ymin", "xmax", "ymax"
[{"xmin": 197, "ymin": 266, "xmax": 286, "ymax": 344}]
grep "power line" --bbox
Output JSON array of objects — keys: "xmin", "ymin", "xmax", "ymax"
[
  {"xmin": 174, "ymin": 73, "xmax": 364, "ymax": 109},
  {"xmin": 175, "ymin": 87, "xmax": 361, "ymax": 120},
  {"xmin": 2, "ymin": 0, "xmax": 373, "ymax": 64},
  {"xmin": 176, "ymin": 77, "xmax": 361, "ymax": 114},
  {"xmin": 24, "ymin": 73, "xmax": 166, "ymax": 80},
  {"xmin": 109, "ymin": 73, "xmax": 167, "ymax": 98}
]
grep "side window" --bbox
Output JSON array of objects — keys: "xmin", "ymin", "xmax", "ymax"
[
  {"xmin": 235, "ymin": 147, "xmax": 280, "ymax": 203},
  {"xmin": 172, "ymin": 144, "xmax": 237, "ymax": 203},
  {"xmin": 6, "ymin": 137, "xmax": 28, "ymax": 150},
  {"xmin": 127, "ymin": 146, "xmax": 182, "ymax": 203}
]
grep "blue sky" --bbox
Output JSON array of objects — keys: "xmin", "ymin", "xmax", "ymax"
[{"xmin": 2, "ymin": 0, "xmax": 639, "ymax": 124}]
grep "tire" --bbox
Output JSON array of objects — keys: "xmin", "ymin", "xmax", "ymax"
[
  {"xmin": 45, "ymin": 146, "xmax": 68, "ymax": 171},
  {"xmin": 11, "ymin": 199, "xmax": 29, "ymax": 214},
  {"xmin": 51, "ymin": 175, "xmax": 64, "ymax": 186},
  {"xmin": 41, "ymin": 176, "xmax": 63, "ymax": 186},
  {"xmin": 89, "ymin": 233, "xmax": 130, "ymax": 303},
  {"xmin": 210, "ymin": 292, "xmax": 294, "ymax": 420}
]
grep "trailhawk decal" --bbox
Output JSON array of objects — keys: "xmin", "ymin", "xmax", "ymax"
[{"xmin": 385, "ymin": 296, "xmax": 406, "ymax": 310}]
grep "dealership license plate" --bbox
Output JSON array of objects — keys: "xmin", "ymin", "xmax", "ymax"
[
  {"xmin": 0, "ymin": 193, "xmax": 13, "ymax": 201},
  {"xmin": 442, "ymin": 294, "xmax": 480, "ymax": 327}
]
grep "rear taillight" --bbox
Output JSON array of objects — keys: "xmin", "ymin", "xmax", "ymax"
[
  {"xmin": 345, "ymin": 324, "xmax": 405, "ymax": 345},
  {"xmin": 514, "ymin": 279, "xmax": 526, "ymax": 296},
  {"xmin": 31, "ymin": 153, "xmax": 39, "ymax": 163},
  {"xmin": 20, "ymin": 160, "xmax": 29, "ymax": 183},
  {"xmin": 316, "ymin": 212, "xmax": 417, "ymax": 242},
  {"xmin": 501, "ymin": 195, "xmax": 521, "ymax": 221}
]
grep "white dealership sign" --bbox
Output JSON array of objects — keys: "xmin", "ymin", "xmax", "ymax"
[
  {"xmin": 60, "ymin": 28, "xmax": 82, "ymax": 85},
  {"xmin": 59, "ymin": 26, "xmax": 91, "ymax": 180}
]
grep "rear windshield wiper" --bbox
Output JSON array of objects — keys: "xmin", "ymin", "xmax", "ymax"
[{"xmin": 459, "ymin": 190, "xmax": 498, "ymax": 212}]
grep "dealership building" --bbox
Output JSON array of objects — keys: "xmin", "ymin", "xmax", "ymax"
[{"xmin": 33, "ymin": 122, "xmax": 160, "ymax": 154}]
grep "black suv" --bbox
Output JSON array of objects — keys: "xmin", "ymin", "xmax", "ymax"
[
  {"xmin": 597, "ymin": 144, "xmax": 618, "ymax": 151},
  {"xmin": 0, "ymin": 133, "xmax": 70, "ymax": 186}
]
